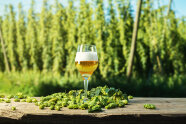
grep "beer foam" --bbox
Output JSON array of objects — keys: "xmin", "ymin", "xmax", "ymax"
[{"xmin": 75, "ymin": 52, "xmax": 98, "ymax": 61}]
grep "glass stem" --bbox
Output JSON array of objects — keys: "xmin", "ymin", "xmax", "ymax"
[{"xmin": 84, "ymin": 78, "xmax": 89, "ymax": 98}]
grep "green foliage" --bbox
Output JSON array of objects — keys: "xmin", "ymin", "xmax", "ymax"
[
  {"xmin": 0, "ymin": 0, "xmax": 185, "ymax": 76},
  {"xmin": 0, "ymin": 0, "xmax": 186, "ymax": 97}
]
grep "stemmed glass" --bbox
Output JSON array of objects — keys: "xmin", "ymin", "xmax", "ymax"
[{"xmin": 75, "ymin": 44, "xmax": 98, "ymax": 99}]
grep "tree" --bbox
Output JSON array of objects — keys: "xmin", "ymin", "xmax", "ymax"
[
  {"xmin": 77, "ymin": 0, "xmax": 94, "ymax": 44},
  {"xmin": 16, "ymin": 3, "xmax": 27, "ymax": 71},
  {"xmin": 25, "ymin": 0, "xmax": 38, "ymax": 71},
  {"xmin": 0, "ymin": 18, "xmax": 10, "ymax": 72},
  {"xmin": 8, "ymin": 5, "xmax": 18, "ymax": 71},
  {"xmin": 102, "ymin": 0, "xmax": 120, "ymax": 78},
  {"xmin": 51, "ymin": 0, "xmax": 65, "ymax": 74},
  {"xmin": 0, "ymin": 0, "xmax": 185, "ymax": 78},
  {"xmin": 65, "ymin": 0, "xmax": 77, "ymax": 77},
  {"xmin": 94, "ymin": 0, "xmax": 106, "ymax": 77},
  {"xmin": 1, "ymin": 6, "xmax": 10, "ymax": 72},
  {"xmin": 39, "ymin": 0, "xmax": 52, "ymax": 72}
]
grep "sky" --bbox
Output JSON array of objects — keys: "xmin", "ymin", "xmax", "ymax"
[{"xmin": 0, "ymin": 0, "xmax": 185, "ymax": 19}]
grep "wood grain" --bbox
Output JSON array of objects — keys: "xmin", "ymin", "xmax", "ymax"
[{"xmin": 0, "ymin": 97, "xmax": 186, "ymax": 124}]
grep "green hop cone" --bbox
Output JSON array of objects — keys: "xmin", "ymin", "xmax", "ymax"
[
  {"xmin": 48, "ymin": 101, "xmax": 55, "ymax": 106},
  {"xmin": 11, "ymin": 106, "xmax": 16, "ymax": 111},
  {"xmin": 26, "ymin": 99, "xmax": 32, "ymax": 103},
  {"xmin": 39, "ymin": 105, "xmax": 45, "ymax": 109},
  {"xmin": 55, "ymin": 106, "xmax": 61, "ymax": 111},
  {"xmin": 35, "ymin": 102, "xmax": 39, "ymax": 106},
  {"xmin": 32, "ymin": 98, "xmax": 38, "ymax": 103},
  {"xmin": 118, "ymin": 101, "xmax": 125, "ymax": 107},
  {"xmin": 62, "ymin": 101, "xmax": 68, "ymax": 107},
  {"xmin": 36, "ymin": 102, "xmax": 42, "ymax": 106},
  {"xmin": 14, "ymin": 99, "xmax": 20, "ymax": 102},
  {"xmin": 68, "ymin": 104, "xmax": 78, "ymax": 109},
  {"xmin": 123, "ymin": 100, "xmax": 128, "ymax": 105},
  {"xmin": 105, "ymin": 103, "xmax": 118, "ymax": 109},
  {"xmin": 5, "ymin": 99, "xmax": 11, "ymax": 103},
  {"xmin": 20, "ymin": 99, "xmax": 26, "ymax": 102},
  {"xmin": 7, "ymin": 95, "xmax": 14, "ymax": 99},
  {"xmin": 0, "ymin": 95, "xmax": 5, "ymax": 98},
  {"xmin": 43, "ymin": 102, "xmax": 49, "ymax": 107},
  {"xmin": 50, "ymin": 105, "xmax": 55, "ymax": 110},
  {"xmin": 18, "ymin": 95, "xmax": 24, "ymax": 99},
  {"xmin": 144, "ymin": 104, "xmax": 156, "ymax": 109},
  {"xmin": 56, "ymin": 100, "xmax": 62, "ymax": 106},
  {"xmin": 0, "ymin": 98, "xmax": 5, "ymax": 101},
  {"xmin": 88, "ymin": 105, "xmax": 102, "ymax": 113},
  {"xmin": 68, "ymin": 104, "xmax": 74, "ymax": 109},
  {"xmin": 79, "ymin": 104, "xmax": 88, "ymax": 110},
  {"xmin": 72, "ymin": 104, "xmax": 78, "ymax": 109},
  {"xmin": 128, "ymin": 95, "xmax": 133, "ymax": 99}
]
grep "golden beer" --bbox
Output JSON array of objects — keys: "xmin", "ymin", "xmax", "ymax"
[
  {"xmin": 75, "ymin": 45, "xmax": 98, "ymax": 99},
  {"xmin": 75, "ymin": 61, "xmax": 98, "ymax": 80}
]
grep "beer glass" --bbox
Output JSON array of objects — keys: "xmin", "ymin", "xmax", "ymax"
[{"xmin": 75, "ymin": 44, "xmax": 98, "ymax": 99}]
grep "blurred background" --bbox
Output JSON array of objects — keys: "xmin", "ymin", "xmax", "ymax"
[{"xmin": 0, "ymin": 0, "xmax": 186, "ymax": 97}]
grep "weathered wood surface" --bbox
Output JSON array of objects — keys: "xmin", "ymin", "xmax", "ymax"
[{"xmin": 0, "ymin": 97, "xmax": 186, "ymax": 124}]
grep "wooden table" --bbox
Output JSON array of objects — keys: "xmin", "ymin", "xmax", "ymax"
[{"xmin": 0, "ymin": 97, "xmax": 186, "ymax": 124}]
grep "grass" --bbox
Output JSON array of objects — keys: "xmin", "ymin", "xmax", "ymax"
[{"xmin": 0, "ymin": 71, "xmax": 186, "ymax": 97}]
